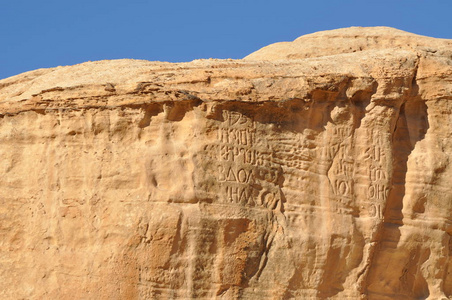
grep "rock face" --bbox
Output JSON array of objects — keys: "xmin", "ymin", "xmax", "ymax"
[{"xmin": 1, "ymin": 27, "xmax": 452, "ymax": 299}]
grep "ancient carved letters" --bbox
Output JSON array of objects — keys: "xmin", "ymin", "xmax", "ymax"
[
  {"xmin": 364, "ymin": 129, "xmax": 390, "ymax": 219},
  {"xmin": 327, "ymin": 125, "xmax": 354, "ymax": 200},
  {"xmin": 214, "ymin": 111, "xmax": 282, "ymax": 210}
]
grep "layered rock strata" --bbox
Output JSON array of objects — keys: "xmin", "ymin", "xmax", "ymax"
[{"xmin": 1, "ymin": 27, "xmax": 451, "ymax": 299}]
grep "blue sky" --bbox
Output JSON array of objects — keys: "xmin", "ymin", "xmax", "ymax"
[{"xmin": 1, "ymin": 0, "xmax": 451, "ymax": 79}]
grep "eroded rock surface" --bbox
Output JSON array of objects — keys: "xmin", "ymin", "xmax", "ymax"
[{"xmin": 1, "ymin": 27, "xmax": 451, "ymax": 299}]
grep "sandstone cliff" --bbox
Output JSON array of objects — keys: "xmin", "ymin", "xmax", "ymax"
[{"xmin": 0, "ymin": 27, "xmax": 451, "ymax": 299}]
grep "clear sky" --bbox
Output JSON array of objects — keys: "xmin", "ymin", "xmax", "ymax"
[{"xmin": 1, "ymin": 0, "xmax": 451, "ymax": 80}]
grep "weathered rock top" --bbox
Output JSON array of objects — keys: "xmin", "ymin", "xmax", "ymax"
[
  {"xmin": 0, "ymin": 27, "xmax": 450, "ymax": 114},
  {"xmin": 244, "ymin": 26, "xmax": 452, "ymax": 60}
]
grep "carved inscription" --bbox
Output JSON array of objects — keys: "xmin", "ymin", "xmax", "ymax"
[
  {"xmin": 218, "ymin": 128, "xmax": 255, "ymax": 146},
  {"xmin": 327, "ymin": 125, "xmax": 354, "ymax": 201},
  {"xmin": 218, "ymin": 145, "xmax": 269, "ymax": 166},
  {"xmin": 218, "ymin": 165, "xmax": 255, "ymax": 184},
  {"xmin": 364, "ymin": 129, "xmax": 390, "ymax": 219},
  {"xmin": 369, "ymin": 203, "xmax": 383, "ymax": 219},
  {"xmin": 214, "ymin": 111, "xmax": 282, "ymax": 210}
]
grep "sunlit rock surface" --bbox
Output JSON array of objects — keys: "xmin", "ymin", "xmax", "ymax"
[{"xmin": 1, "ymin": 27, "xmax": 452, "ymax": 299}]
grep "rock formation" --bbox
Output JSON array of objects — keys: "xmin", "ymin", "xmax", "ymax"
[{"xmin": 0, "ymin": 27, "xmax": 451, "ymax": 299}]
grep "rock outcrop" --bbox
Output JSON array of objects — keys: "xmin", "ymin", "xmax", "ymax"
[{"xmin": 1, "ymin": 27, "xmax": 451, "ymax": 299}]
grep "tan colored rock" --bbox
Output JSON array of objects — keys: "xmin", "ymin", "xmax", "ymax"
[{"xmin": 0, "ymin": 27, "xmax": 451, "ymax": 299}]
